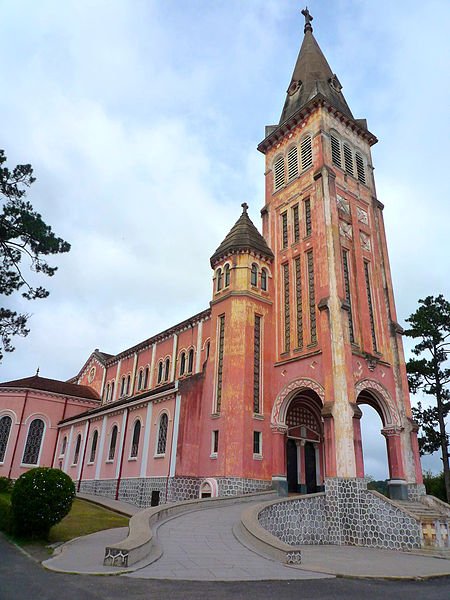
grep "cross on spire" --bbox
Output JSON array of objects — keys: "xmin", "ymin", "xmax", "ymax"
[
  {"xmin": 301, "ymin": 6, "xmax": 313, "ymax": 33},
  {"xmin": 241, "ymin": 202, "xmax": 249, "ymax": 213}
]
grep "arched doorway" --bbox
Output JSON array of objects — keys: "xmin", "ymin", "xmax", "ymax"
[{"xmin": 285, "ymin": 392, "xmax": 324, "ymax": 494}]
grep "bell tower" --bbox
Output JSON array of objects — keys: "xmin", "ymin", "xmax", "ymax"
[{"xmin": 259, "ymin": 9, "xmax": 422, "ymax": 499}]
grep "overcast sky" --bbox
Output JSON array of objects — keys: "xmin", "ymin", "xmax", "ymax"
[{"xmin": 1, "ymin": 1, "xmax": 449, "ymax": 479}]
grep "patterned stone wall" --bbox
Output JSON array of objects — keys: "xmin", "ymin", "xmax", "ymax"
[
  {"xmin": 259, "ymin": 478, "xmax": 422, "ymax": 551},
  {"xmin": 407, "ymin": 483, "xmax": 427, "ymax": 502},
  {"xmin": 217, "ymin": 477, "xmax": 272, "ymax": 496}
]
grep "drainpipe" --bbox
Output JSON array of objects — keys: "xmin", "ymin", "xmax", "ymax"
[
  {"xmin": 115, "ymin": 409, "xmax": 130, "ymax": 500},
  {"xmin": 51, "ymin": 397, "xmax": 68, "ymax": 468},
  {"xmin": 8, "ymin": 390, "xmax": 29, "ymax": 479},
  {"xmin": 77, "ymin": 419, "xmax": 91, "ymax": 492}
]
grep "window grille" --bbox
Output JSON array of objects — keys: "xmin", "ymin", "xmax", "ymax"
[
  {"xmin": 130, "ymin": 421, "xmax": 141, "ymax": 458},
  {"xmin": 355, "ymin": 152, "xmax": 366, "ymax": 184},
  {"xmin": 342, "ymin": 250, "xmax": 355, "ymax": 343},
  {"xmin": 188, "ymin": 348, "xmax": 194, "ymax": 373},
  {"xmin": 331, "ymin": 134, "xmax": 342, "ymax": 167},
  {"xmin": 274, "ymin": 155, "xmax": 285, "ymax": 191},
  {"xmin": 283, "ymin": 263, "xmax": 291, "ymax": 352},
  {"xmin": 108, "ymin": 426, "xmax": 118, "ymax": 461},
  {"xmin": 73, "ymin": 434, "xmax": 81, "ymax": 464},
  {"xmin": 300, "ymin": 136, "xmax": 313, "ymax": 170},
  {"xmin": 253, "ymin": 431, "xmax": 261, "ymax": 455},
  {"xmin": 261, "ymin": 268, "xmax": 268, "ymax": 291},
  {"xmin": 292, "ymin": 204, "xmax": 300, "ymax": 243},
  {"xmin": 281, "ymin": 212, "xmax": 288, "ymax": 248},
  {"xmin": 295, "ymin": 257, "xmax": 303, "ymax": 349},
  {"xmin": 22, "ymin": 418, "xmax": 44, "ymax": 465},
  {"xmin": 253, "ymin": 315, "xmax": 261, "ymax": 414},
  {"xmin": 364, "ymin": 261, "xmax": 378, "ymax": 352},
  {"xmin": 307, "ymin": 251, "xmax": 317, "ymax": 344},
  {"xmin": 216, "ymin": 268, "xmax": 223, "ymax": 291},
  {"xmin": 0, "ymin": 416, "xmax": 12, "ymax": 462},
  {"xmin": 304, "ymin": 199, "xmax": 312, "ymax": 236},
  {"xmin": 180, "ymin": 352, "xmax": 186, "ymax": 376},
  {"xmin": 343, "ymin": 143, "xmax": 354, "ymax": 176},
  {"xmin": 157, "ymin": 413, "xmax": 168, "ymax": 455},
  {"xmin": 224, "ymin": 264, "xmax": 230, "ymax": 287},
  {"xmin": 251, "ymin": 263, "xmax": 258, "ymax": 286},
  {"xmin": 216, "ymin": 315, "xmax": 225, "ymax": 412},
  {"xmin": 287, "ymin": 146, "xmax": 299, "ymax": 181},
  {"xmin": 89, "ymin": 430, "xmax": 98, "ymax": 463}
]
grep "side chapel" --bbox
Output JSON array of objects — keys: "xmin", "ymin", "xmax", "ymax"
[{"xmin": 0, "ymin": 9, "xmax": 424, "ymax": 506}]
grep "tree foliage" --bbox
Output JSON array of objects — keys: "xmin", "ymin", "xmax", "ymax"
[
  {"xmin": 404, "ymin": 294, "xmax": 450, "ymax": 502},
  {"xmin": 0, "ymin": 150, "xmax": 70, "ymax": 360}
]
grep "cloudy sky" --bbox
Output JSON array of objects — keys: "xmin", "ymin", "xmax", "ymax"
[{"xmin": 1, "ymin": 0, "xmax": 449, "ymax": 479}]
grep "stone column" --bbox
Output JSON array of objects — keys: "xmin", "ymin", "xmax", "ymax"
[
  {"xmin": 352, "ymin": 404, "xmax": 365, "ymax": 478},
  {"xmin": 321, "ymin": 405, "xmax": 337, "ymax": 478},
  {"xmin": 382, "ymin": 426, "xmax": 408, "ymax": 500},
  {"xmin": 271, "ymin": 425, "xmax": 288, "ymax": 496}
]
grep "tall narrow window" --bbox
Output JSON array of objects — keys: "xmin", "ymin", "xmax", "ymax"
[
  {"xmin": 253, "ymin": 315, "xmax": 262, "ymax": 414},
  {"xmin": 331, "ymin": 134, "xmax": 342, "ymax": 168},
  {"xmin": 157, "ymin": 361, "xmax": 163, "ymax": 383},
  {"xmin": 364, "ymin": 261, "xmax": 378, "ymax": 352},
  {"xmin": 216, "ymin": 268, "xmax": 223, "ymax": 291},
  {"xmin": 108, "ymin": 425, "xmax": 118, "ymax": 461},
  {"xmin": 216, "ymin": 315, "xmax": 225, "ymax": 413},
  {"xmin": 274, "ymin": 155, "xmax": 285, "ymax": 191},
  {"xmin": 283, "ymin": 263, "xmax": 291, "ymax": 352},
  {"xmin": 89, "ymin": 430, "xmax": 98, "ymax": 463},
  {"xmin": 157, "ymin": 413, "xmax": 168, "ymax": 455},
  {"xmin": 104, "ymin": 383, "xmax": 110, "ymax": 402},
  {"xmin": 343, "ymin": 143, "xmax": 354, "ymax": 176},
  {"xmin": 143, "ymin": 366, "xmax": 149, "ymax": 388},
  {"xmin": 342, "ymin": 250, "xmax": 355, "ymax": 343},
  {"xmin": 110, "ymin": 381, "xmax": 115, "ymax": 401},
  {"xmin": 120, "ymin": 376, "xmax": 126, "ymax": 397},
  {"xmin": 281, "ymin": 212, "xmax": 288, "ymax": 248},
  {"xmin": 292, "ymin": 204, "xmax": 300, "ymax": 243},
  {"xmin": 180, "ymin": 352, "xmax": 186, "ymax": 376},
  {"xmin": 253, "ymin": 431, "xmax": 262, "ymax": 456},
  {"xmin": 251, "ymin": 263, "xmax": 258, "ymax": 286},
  {"xmin": 212, "ymin": 430, "xmax": 219, "ymax": 455},
  {"xmin": 126, "ymin": 374, "xmax": 131, "ymax": 395},
  {"xmin": 304, "ymin": 199, "xmax": 312, "ymax": 236},
  {"xmin": 130, "ymin": 421, "xmax": 141, "ymax": 458},
  {"xmin": 0, "ymin": 416, "xmax": 12, "ymax": 463},
  {"xmin": 224, "ymin": 264, "xmax": 230, "ymax": 287},
  {"xmin": 138, "ymin": 369, "xmax": 143, "ymax": 391},
  {"xmin": 60, "ymin": 435, "xmax": 67, "ymax": 456},
  {"xmin": 164, "ymin": 358, "xmax": 170, "ymax": 382},
  {"xmin": 355, "ymin": 152, "xmax": 366, "ymax": 184},
  {"xmin": 307, "ymin": 251, "xmax": 317, "ymax": 344},
  {"xmin": 295, "ymin": 257, "xmax": 303, "ymax": 349},
  {"xmin": 300, "ymin": 135, "xmax": 313, "ymax": 170},
  {"xmin": 188, "ymin": 348, "xmax": 194, "ymax": 373},
  {"xmin": 287, "ymin": 145, "xmax": 299, "ymax": 181},
  {"xmin": 73, "ymin": 433, "xmax": 81, "ymax": 465},
  {"xmin": 261, "ymin": 268, "xmax": 268, "ymax": 291},
  {"xmin": 22, "ymin": 418, "xmax": 44, "ymax": 465}
]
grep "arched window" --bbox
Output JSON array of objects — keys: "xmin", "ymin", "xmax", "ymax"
[
  {"xmin": 73, "ymin": 433, "xmax": 82, "ymax": 465},
  {"xmin": 108, "ymin": 425, "xmax": 118, "ymax": 461},
  {"xmin": 251, "ymin": 263, "xmax": 258, "ymax": 287},
  {"xmin": 143, "ymin": 367, "xmax": 149, "ymax": 388},
  {"xmin": 206, "ymin": 340, "xmax": 210, "ymax": 360},
  {"xmin": 156, "ymin": 413, "xmax": 168, "ymax": 455},
  {"xmin": 0, "ymin": 416, "xmax": 12, "ymax": 463},
  {"xmin": 188, "ymin": 348, "xmax": 194, "ymax": 373},
  {"xmin": 300, "ymin": 135, "xmax": 313, "ymax": 170},
  {"xmin": 120, "ymin": 376, "xmax": 126, "ymax": 397},
  {"xmin": 273, "ymin": 155, "xmax": 285, "ymax": 191},
  {"xmin": 126, "ymin": 374, "xmax": 131, "ymax": 395},
  {"xmin": 130, "ymin": 421, "xmax": 141, "ymax": 458},
  {"xmin": 138, "ymin": 369, "xmax": 143, "ymax": 391},
  {"xmin": 60, "ymin": 435, "xmax": 67, "ymax": 456},
  {"xmin": 89, "ymin": 430, "xmax": 98, "ymax": 463},
  {"xmin": 216, "ymin": 268, "xmax": 223, "ymax": 292},
  {"xmin": 22, "ymin": 418, "xmax": 45, "ymax": 465},
  {"xmin": 157, "ymin": 361, "xmax": 164, "ymax": 384},
  {"xmin": 224, "ymin": 264, "xmax": 230, "ymax": 287},
  {"xmin": 287, "ymin": 145, "xmax": 299, "ymax": 181},
  {"xmin": 164, "ymin": 358, "xmax": 170, "ymax": 382},
  {"xmin": 110, "ymin": 381, "xmax": 115, "ymax": 401},
  {"xmin": 104, "ymin": 383, "xmax": 110, "ymax": 402},
  {"xmin": 261, "ymin": 268, "xmax": 268, "ymax": 291},
  {"xmin": 180, "ymin": 352, "xmax": 186, "ymax": 376}
]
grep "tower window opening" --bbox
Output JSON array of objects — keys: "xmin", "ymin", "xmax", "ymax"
[
  {"xmin": 281, "ymin": 212, "xmax": 288, "ymax": 248},
  {"xmin": 224, "ymin": 264, "xmax": 230, "ymax": 287},
  {"xmin": 343, "ymin": 143, "xmax": 354, "ymax": 176},
  {"xmin": 287, "ymin": 145, "xmax": 299, "ymax": 181},
  {"xmin": 251, "ymin": 263, "xmax": 258, "ymax": 287},
  {"xmin": 304, "ymin": 198, "xmax": 312, "ymax": 237},
  {"xmin": 212, "ymin": 430, "xmax": 219, "ymax": 455},
  {"xmin": 188, "ymin": 348, "xmax": 194, "ymax": 373},
  {"xmin": 164, "ymin": 358, "xmax": 170, "ymax": 382},
  {"xmin": 179, "ymin": 352, "xmax": 186, "ymax": 376},
  {"xmin": 261, "ymin": 268, "xmax": 268, "ymax": 291},
  {"xmin": 342, "ymin": 249, "xmax": 355, "ymax": 343},
  {"xmin": 216, "ymin": 268, "xmax": 223, "ymax": 291},
  {"xmin": 292, "ymin": 204, "xmax": 300, "ymax": 243},
  {"xmin": 307, "ymin": 250, "xmax": 317, "ymax": 344},
  {"xmin": 283, "ymin": 263, "xmax": 291, "ymax": 352},
  {"xmin": 274, "ymin": 155, "xmax": 285, "ymax": 191},
  {"xmin": 215, "ymin": 315, "xmax": 225, "ymax": 413},
  {"xmin": 331, "ymin": 134, "xmax": 342, "ymax": 168},
  {"xmin": 253, "ymin": 431, "xmax": 262, "ymax": 456},
  {"xmin": 355, "ymin": 152, "xmax": 366, "ymax": 184},
  {"xmin": 300, "ymin": 135, "xmax": 313, "ymax": 170},
  {"xmin": 157, "ymin": 361, "xmax": 164, "ymax": 384},
  {"xmin": 364, "ymin": 261, "xmax": 378, "ymax": 353},
  {"xmin": 295, "ymin": 256, "xmax": 303, "ymax": 349},
  {"xmin": 120, "ymin": 376, "xmax": 126, "ymax": 397},
  {"xmin": 253, "ymin": 315, "xmax": 262, "ymax": 414},
  {"xmin": 138, "ymin": 369, "xmax": 143, "ymax": 391},
  {"xmin": 143, "ymin": 366, "xmax": 149, "ymax": 388}
]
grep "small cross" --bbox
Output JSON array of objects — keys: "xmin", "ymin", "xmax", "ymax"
[
  {"xmin": 36, "ymin": 367, "xmax": 40, "ymax": 376},
  {"xmin": 301, "ymin": 7, "xmax": 314, "ymax": 33},
  {"xmin": 241, "ymin": 202, "xmax": 249, "ymax": 213}
]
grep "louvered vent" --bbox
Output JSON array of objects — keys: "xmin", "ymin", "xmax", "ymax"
[
  {"xmin": 287, "ymin": 146, "xmax": 299, "ymax": 181},
  {"xmin": 300, "ymin": 136, "xmax": 313, "ymax": 170},
  {"xmin": 343, "ymin": 143, "xmax": 354, "ymax": 176},
  {"xmin": 355, "ymin": 153, "xmax": 366, "ymax": 184},
  {"xmin": 274, "ymin": 156, "xmax": 285, "ymax": 191},
  {"xmin": 331, "ymin": 134, "xmax": 342, "ymax": 167}
]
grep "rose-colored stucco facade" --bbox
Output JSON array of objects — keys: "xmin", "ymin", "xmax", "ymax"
[{"xmin": 0, "ymin": 17, "xmax": 423, "ymax": 505}]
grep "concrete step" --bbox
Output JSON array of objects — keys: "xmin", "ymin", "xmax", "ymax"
[{"xmin": 393, "ymin": 501, "xmax": 446, "ymax": 522}]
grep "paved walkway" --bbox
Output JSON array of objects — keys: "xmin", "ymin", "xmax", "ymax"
[{"xmin": 43, "ymin": 495, "xmax": 450, "ymax": 581}]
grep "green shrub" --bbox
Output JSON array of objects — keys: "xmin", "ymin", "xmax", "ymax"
[
  {"xmin": 423, "ymin": 471, "xmax": 446, "ymax": 502},
  {"xmin": 11, "ymin": 468, "xmax": 75, "ymax": 539},
  {"xmin": 0, "ymin": 476, "xmax": 14, "ymax": 493},
  {"xmin": 0, "ymin": 493, "xmax": 12, "ymax": 534}
]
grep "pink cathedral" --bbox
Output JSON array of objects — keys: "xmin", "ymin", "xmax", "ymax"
[{"xmin": 0, "ymin": 11, "xmax": 424, "ymax": 507}]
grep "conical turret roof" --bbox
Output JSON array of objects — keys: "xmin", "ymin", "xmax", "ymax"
[
  {"xmin": 279, "ymin": 9, "xmax": 353, "ymax": 124},
  {"xmin": 210, "ymin": 203, "xmax": 274, "ymax": 267}
]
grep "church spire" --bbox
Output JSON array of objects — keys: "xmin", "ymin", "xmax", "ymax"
[{"xmin": 279, "ymin": 8, "xmax": 353, "ymax": 125}]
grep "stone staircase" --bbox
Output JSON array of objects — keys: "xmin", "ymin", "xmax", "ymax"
[{"xmin": 393, "ymin": 498, "xmax": 450, "ymax": 557}]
